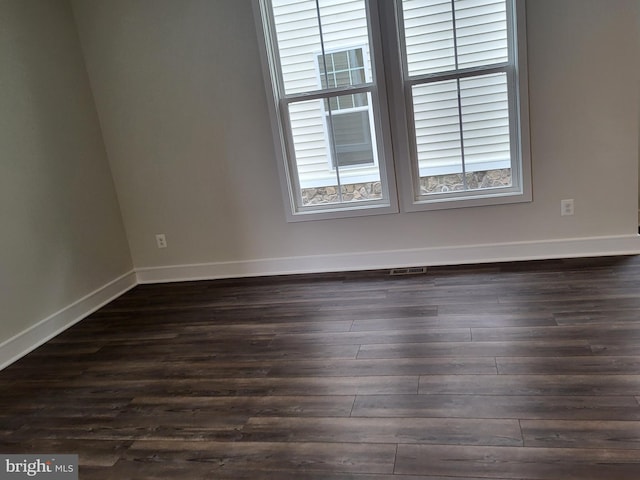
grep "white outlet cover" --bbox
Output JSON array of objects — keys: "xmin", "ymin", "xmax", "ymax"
[
  {"xmin": 155, "ymin": 234, "xmax": 167, "ymax": 248},
  {"xmin": 561, "ymin": 199, "xmax": 574, "ymax": 216}
]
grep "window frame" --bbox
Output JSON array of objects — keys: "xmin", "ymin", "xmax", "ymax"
[
  {"xmin": 253, "ymin": 0, "xmax": 399, "ymax": 222},
  {"xmin": 383, "ymin": 0, "xmax": 531, "ymax": 211},
  {"xmin": 254, "ymin": 0, "xmax": 531, "ymax": 221}
]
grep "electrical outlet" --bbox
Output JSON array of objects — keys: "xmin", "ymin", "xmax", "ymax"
[
  {"xmin": 155, "ymin": 233, "xmax": 167, "ymax": 248},
  {"xmin": 561, "ymin": 199, "xmax": 574, "ymax": 216}
]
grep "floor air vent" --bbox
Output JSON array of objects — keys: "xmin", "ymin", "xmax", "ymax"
[{"xmin": 390, "ymin": 266, "xmax": 427, "ymax": 276}]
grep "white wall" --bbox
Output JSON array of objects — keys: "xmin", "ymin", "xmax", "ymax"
[
  {"xmin": 71, "ymin": 0, "xmax": 640, "ymax": 281},
  {"xmin": 0, "ymin": 0, "xmax": 133, "ymax": 361}
]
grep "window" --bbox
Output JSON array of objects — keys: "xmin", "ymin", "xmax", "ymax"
[
  {"xmin": 255, "ymin": 0, "xmax": 397, "ymax": 219},
  {"xmin": 392, "ymin": 0, "xmax": 531, "ymax": 210},
  {"xmin": 255, "ymin": 0, "xmax": 530, "ymax": 220}
]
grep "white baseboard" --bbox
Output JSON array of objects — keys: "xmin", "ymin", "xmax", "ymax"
[
  {"xmin": 3, "ymin": 236, "xmax": 638, "ymax": 370},
  {"xmin": 136, "ymin": 234, "xmax": 640, "ymax": 284},
  {"xmin": 0, "ymin": 270, "xmax": 137, "ymax": 370}
]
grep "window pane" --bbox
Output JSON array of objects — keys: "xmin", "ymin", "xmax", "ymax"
[
  {"xmin": 332, "ymin": 51, "xmax": 349, "ymax": 70},
  {"xmin": 326, "ymin": 92, "xmax": 377, "ymax": 171},
  {"xmin": 455, "ymin": 0, "xmax": 508, "ymax": 69},
  {"xmin": 412, "ymin": 80, "xmax": 463, "ymax": 188},
  {"xmin": 288, "ymin": 99, "xmax": 339, "ymax": 203},
  {"xmin": 460, "ymin": 72, "xmax": 512, "ymax": 189},
  {"xmin": 289, "ymin": 94, "xmax": 381, "ymax": 206},
  {"xmin": 272, "ymin": 0, "xmax": 372, "ymax": 94},
  {"xmin": 403, "ymin": 0, "xmax": 456, "ymax": 76},
  {"xmin": 402, "ymin": 0, "xmax": 508, "ymax": 76},
  {"xmin": 272, "ymin": 0, "xmax": 324, "ymax": 94},
  {"xmin": 413, "ymin": 73, "xmax": 512, "ymax": 194},
  {"xmin": 334, "ymin": 70, "xmax": 352, "ymax": 87}
]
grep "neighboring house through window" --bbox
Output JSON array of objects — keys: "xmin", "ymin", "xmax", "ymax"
[
  {"xmin": 318, "ymin": 48, "xmax": 377, "ymax": 169},
  {"xmin": 255, "ymin": 0, "xmax": 531, "ymax": 221}
]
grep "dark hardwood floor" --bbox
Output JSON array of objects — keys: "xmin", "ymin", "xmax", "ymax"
[{"xmin": 2, "ymin": 256, "xmax": 640, "ymax": 478}]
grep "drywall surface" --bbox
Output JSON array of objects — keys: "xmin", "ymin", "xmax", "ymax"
[
  {"xmin": 0, "ymin": 0, "xmax": 133, "ymax": 344},
  {"xmin": 72, "ymin": 0, "xmax": 640, "ymax": 272}
]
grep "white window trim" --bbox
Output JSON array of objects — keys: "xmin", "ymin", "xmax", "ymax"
[{"xmin": 382, "ymin": 0, "xmax": 531, "ymax": 211}]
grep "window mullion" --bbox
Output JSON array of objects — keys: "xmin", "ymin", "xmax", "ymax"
[
  {"xmin": 455, "ymin": 77, "xmax": 468, "ymax": 190},
  {"xmin": 283, "ymin": 84, "xmax": 374, "ymax": 103},
  {"xmin": 281, "ymin": 87, "xmax": 375, "ymax": 115},
  {"xmin": 313, "ymin": 0, "xmax": 343, "ymax": 202},
  {"xmin": 450, "ymin": 0, "xmax": 467, "ymax": 191},
  {"xmin": 406, "ymin": 64, "xmax": 511, "ymax": 87},
  {"xmin": 450, "ymin": 0, "xmax": 460, "ymax": 71}
]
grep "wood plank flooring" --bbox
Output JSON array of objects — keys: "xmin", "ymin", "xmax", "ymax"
[{"xmin": 2, "ymin": 256, "xmax": 640, "ymax": 478}]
